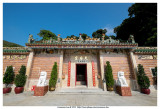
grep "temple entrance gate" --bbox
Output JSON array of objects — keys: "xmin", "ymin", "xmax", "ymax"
[{"xmin": 76, "ymin": 64, "xmax": 87, "ymax": 86}]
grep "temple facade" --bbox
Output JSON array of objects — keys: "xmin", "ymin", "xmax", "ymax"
[{"xmin": 3, "ymin": 34, "xmax": 157, "ymax": 91}]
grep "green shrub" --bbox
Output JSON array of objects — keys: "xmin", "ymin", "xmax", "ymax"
[
  {"xmin": 105, "ymin": 61, "xmax": 114, "ymax": 87},
  {"xmin": 19, "ymin": 65, "xmax": 26, "ymax": 75},
  {"xmin": 14, "ymin": 65, "xmax": 27, "ymax": 87},
  {"xmin": 49, "ymin": 62, "xmax": 58, "ymax": 87},
  {"xmin": 137, "ymin": 64, "xmax": 150, "ymax": 89},
  {"xmin": 3, "ymin": 66, "xmax": 15, "ymax": 88},
  {"xmin": 14, "ymin": 74, "xmax": 27, "ymax": 87}
]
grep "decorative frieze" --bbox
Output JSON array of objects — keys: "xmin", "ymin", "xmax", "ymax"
[
  {"xmin": 138, "ymin": 55, "xmax": 157, "ymax": 59},
  {"xmin": 3, "ymin": 55, "xmax": 27, "ymax": 60}
]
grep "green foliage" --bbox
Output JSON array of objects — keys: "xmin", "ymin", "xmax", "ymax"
[
  {"xmin": 37, "ymin": 30, "xmax": 57, "ymax": 40},
  {"xmin": 3, "ymin": 66, "xmax": 15, "ymax": 87},
  {"xmin": 137, "ymin": 64, "xmax": 150, "ymax": 89},
  {"xmin": 81, "ymin": 33, "xmax": 90, "ymax": 40},
  {"xmin": 105, "ymin": 61, "xmax": 114, "ymax": 87},
  {"xmin": 3, "ymin": 40, "xmax": 23, "ymax": 47},
  {"xmin": 92, "ymin": 29, "xmax": 107, "ymax": 40},
  {"xmin": 114, "ymin": 3, "xmax": 157, "ymax": 46},
  {"xmin": 14, "ymin": 74, "xmax": 27, "ymax": 87},
  {"xmin": 19, "ymin": 65, "xmax": 26, "ymax": 75},
  {"xmin": 49, "ymin": 62, "xmax": 58, "ymax": 87},
  {"xmin": 14, "ymin": 65, "xmax": 27, "ymax": 87},
  {"xmin": 66, "ymin": 35, "xmax": 79, "ymax": 40}
]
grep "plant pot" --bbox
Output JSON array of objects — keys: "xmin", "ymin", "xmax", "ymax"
[
  {"xmin": 107, "ymin": 87, "xmax": 114, "ymax": 91},
  {"xmin": 141, "ymin": 88, "xmax": 150, "ymax": 95},
  {"xmin": 3, "ymin": 87, "xmax": 12, "ymax": 94},
  {"xmin": 14, "ymin": 87, "xmax": 24, "ymax": 94},
  {"xmin": 49, "ymin": 87, "xmax": 55, "ymax": 91}
]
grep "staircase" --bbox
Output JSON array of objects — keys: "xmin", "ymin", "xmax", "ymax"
[{"xmin": 56, "ymin": 86, "xmax": 104, "ymax": 93}]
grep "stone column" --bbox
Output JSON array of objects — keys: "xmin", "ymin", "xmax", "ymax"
[
  {"xmin": 25, "ymin": 51, "xmax": 34, "ymax": 91},
  {"xmin": 129, "ymin": 51, "xmax": 139, "ymax": 91},
  {"xmin": 70, "ymin": 62, "xmax": 75, "ymax": 87},
  {"xmin": 56, "ymin": 50, "xmax": 63, "ymax": 90},
  {"xmin": 99, "ymin": 50, "xmax": 107, "ymax": 91}
]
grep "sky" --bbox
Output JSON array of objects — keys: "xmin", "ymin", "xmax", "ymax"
[{"xmin": 3, "ymin": 3, "xmax": 133, "ymax": 46}]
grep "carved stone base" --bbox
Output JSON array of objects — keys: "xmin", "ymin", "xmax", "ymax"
[
  {"xmin": 34, "ymin": 85, "xmax": 48, "ymax": 96},
  {"xmin": 116, "ymin": 86, "xmax": 132, "ymax": 96}
]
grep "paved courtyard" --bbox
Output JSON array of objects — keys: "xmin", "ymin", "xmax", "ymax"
[{"xmin": 3, "ymin": 89, "xmax": 157, "ymax": 106}]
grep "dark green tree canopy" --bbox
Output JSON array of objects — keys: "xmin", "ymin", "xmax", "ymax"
[
  {"xmin": 81, "ymin": 33, "xmax": 90, "ymax": 40},
  {"xmin": 114, "ymin": 3, "xmax": 157, "ymax": 46},
  {"xmin": 66, "ymin": 35, "xmax": 79, "ymax": 40},
  {"xmin": 92, "ymin": 29, "xmax": 107, "ymax": 39},
  {"xmin": 37, "ymin": 30, "xmax": 57, "ymax": 40}
]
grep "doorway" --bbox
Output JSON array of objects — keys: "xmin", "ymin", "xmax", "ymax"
[{"xmin": 76, "ymin": 64, "xmax": 87, "ymax": 86}]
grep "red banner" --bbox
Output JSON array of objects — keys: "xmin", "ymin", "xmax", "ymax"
[
  {"xmin": 67, "ymin": 61, "xmax": 71, "ymax": 86},
  {"xmin": 92, "ymin": 61, "xmax": 96, "ymax": 87}
]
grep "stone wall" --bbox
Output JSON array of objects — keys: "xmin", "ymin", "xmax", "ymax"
[
  {"xmin": 3, "ymin": 55, "xmax": 29, "ymax": 75},
  {"xmin": 135, "ymin": 54, "xmax": 157, "ymax": 85}
]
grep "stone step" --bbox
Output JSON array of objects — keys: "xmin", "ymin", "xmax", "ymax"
[
  {"xmin": 56, "ymin": 87, "xmax": 104, "ymax": 93},
  {"xmin": 76, "ymin": 81, "xmax": 86, "ymax": 85}
]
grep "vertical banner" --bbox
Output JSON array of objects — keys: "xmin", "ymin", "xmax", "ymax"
[
  {"xmin": 92, "ymin": 61, "xmax": 96, "ymax": 87},
  {"xmin": 67, "ymin": 61, "xmax": 71, "ymax": 87}
]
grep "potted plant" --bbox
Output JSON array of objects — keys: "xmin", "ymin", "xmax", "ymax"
[
  {"xmin": 3, "ymin": 66, "xmax": 15, "ymax": 94},
  {"xmin": 14, "ymin": 65, "xmax": 27, "ymax": 94},
  {"xmin": 137, "ymin": 64, "xmax": 150, "ymax": 94},
  {"xmin": 49, "ymin": 62, "xmax": 58, "ymax": 91},
  {"xmin": 105, "ymin": 61, "xmax": 114, "ymax": 91}
]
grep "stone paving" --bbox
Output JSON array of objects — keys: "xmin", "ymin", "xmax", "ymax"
[{"xmin": 3, "ymin": 89, "xmax": 157, "ymax": 106}]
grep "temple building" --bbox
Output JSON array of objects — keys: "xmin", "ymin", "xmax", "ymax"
[{"xmin": 3, "ymin": 34, "xmax": 157, "ymax": 91}]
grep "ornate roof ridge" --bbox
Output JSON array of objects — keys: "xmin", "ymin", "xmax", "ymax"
[
  {"xmin": 136, "ymin": 47, "xmax": 157, "ymax": 49},
  {"xmin": 134, "ymin": 47, "xmax": 157, "ymax": 54}
]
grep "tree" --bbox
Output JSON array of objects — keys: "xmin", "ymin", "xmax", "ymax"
[
  {"xmin": 114, "ymin": 3, "xmax": 157, "ymax": 46},
  {"xmin": 37, "ymin": 30, "xmax": 57, "ymax": 40},
  {"xmin": 137, "ymin": 64, "xmax": 150, "ymax": 89},
  {"xmin": 105, "ymin": 61, "xmax": 114, "ymax": 88},
  {"xmin": 81, "ymin": 33, "xmax": 90, "ymax": 40},
  {"xmin": 66, "ymin": 35, "xmax": 79, "ymax": 40},
  {"xmin": 49, "ymin": 62, "xmax": 58, "ymax": 88},
  {"xmin": 3, "ymin": 66, "xmax": 15, "ymax": 88},
  {"xmin": 92, "ymin": 29, "xmax": 107, "ymax": 40},
  {"xmin": 14, "ymin": 65, "xmax": 27, "ymax": 87}
]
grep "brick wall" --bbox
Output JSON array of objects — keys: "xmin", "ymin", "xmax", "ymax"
[
  {"xmin": 3, "ymin": 55, "xmax": 29, "ymax": 75},
  {"xmin": 29, "ymin": 54, "xmax": 60, "ymax": 79},
  {"xmin": 135, "ymin": 54, "xmax": 157, "ymax": 85},
  {"xmin": 103, "ymin": 53, "xmax": 133, "ymax": 80}
]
